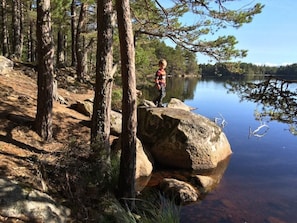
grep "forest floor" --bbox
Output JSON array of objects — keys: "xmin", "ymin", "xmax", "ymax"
[{"xmin": 0, "ymin": 64, "xmax": 109, "ymax": 222}]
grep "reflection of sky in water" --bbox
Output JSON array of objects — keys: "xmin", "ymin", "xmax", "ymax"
[
  {"xmin": 181, "ymin": 79, "xmax": 297, "ymax": 223},
  {"xmin": 185, "ymin": 79, "xmax": 297, "ymax": 150}
]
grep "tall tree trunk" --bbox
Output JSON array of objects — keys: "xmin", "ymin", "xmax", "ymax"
[
  {"xmin": 75, "ymin": 3, "xmax": 87, "ymax": 81},
  {"xmin": 27, "ymin": 12, "xmax": 35, "ymax": 62},
  {"xmin": 35, "ymin": 0, "xmax": 54, "ymax": 141},
  {"xmin": 56, "ymin": 29, "xmax": 65, "ymax": 67},
  {"xmin": 70, "ymin": 0, "xmax": 76, "ymax": 66},
  {"xmin": 116, "ymin": 0, "xmax": 137, "ymax": 209},
  {"xmin": 26, "ymin": 1, "xmax": 32, "ymax": 61},
  {"xmin": 0, "ymin": 0, "xmax": 2, "ymax": 54},
  {"xmin": 20, "ymin": 1, "xmax": 23, "ymax": 58},
  {"xmin": 27, "ymin": 25, "xmax": 31, "ymax": 61},
  {"xmin": 82, "ymin": 36, "xmax": 88, "ymax": 74},
  {"xmin": 1, "ymin": 0, "xmax": 9, "ymax": 57},
  {"xmin": 26, "ymin": 1, "xmax": 35, "ymax": 62},
  {"xmin": 64, "ymin": 34, "xmax": 67, "ymax": 65},
  {"xmin": 29, "ymin": 17, "xmax": 35, "ymax": 62},
  {"xmin": 91, "ymin": 0, "xmax": 113, "ymax": 177},
  {"xmin": 12, "ymin": 0, "xmax": 22, "ymax": 59}
]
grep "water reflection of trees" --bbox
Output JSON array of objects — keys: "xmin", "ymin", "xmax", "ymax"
[
  {"xmin": 140, "ymin": 77, "xmax": 199, "ymax": 103},
  {"xmin": 226, "ymin": 77, "xmax": 297, "ymax": 135}
]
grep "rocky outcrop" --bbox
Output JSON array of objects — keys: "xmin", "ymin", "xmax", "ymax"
[
  {"xmin": 140, "ymin": 98, "xmax": 195, "ymax": 111},
  {"xmin": 137, "ymin": 106, "xmax": 232, "ymax": 171},
  {"xmin": 70, "ymin": 97, "xmax": 232, "ymax": 203},
  {"xmin": 0, "ymin": 178, "xmax": 70, "ymax": 223},
  {"xmin": 0, "ymin": 56, "xmax": 13, "ymax": 74},
  {"xmin": 167, "ymin": 98, "xmax": 196, "ymax": 111}
]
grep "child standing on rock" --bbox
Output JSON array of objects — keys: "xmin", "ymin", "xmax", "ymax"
[{"xmin": 153, "ymin": 59, "xmax": 167, "ymax": 107}]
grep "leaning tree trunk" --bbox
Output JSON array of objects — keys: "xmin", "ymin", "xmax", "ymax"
[
  {"xmin": 116, "ymin": 0, "xmax": 137, "ymax": 209},
  {"xmin": 35, "ymin": 0, "xmax": 54, "ymax": 141}
]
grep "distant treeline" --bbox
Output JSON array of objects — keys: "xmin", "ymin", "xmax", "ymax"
[{"xmin": 199, "ymin": 62, "xmax": 297, "ymax": 79}]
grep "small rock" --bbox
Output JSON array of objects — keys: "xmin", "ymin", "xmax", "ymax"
[
  {"xmin": 0, "ymin": 56, "xmax": 14, "ymax": 74},
  {"xmin": 160, "ymin": 178, "xmax": 199, "ymax": 204}
]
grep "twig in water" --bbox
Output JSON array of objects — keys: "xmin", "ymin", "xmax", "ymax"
[
  {"xmin": 214, "ymin": 113, "xmax": 227, "ymax": 128},
  {"xmin": 249, "ymin": 121, "xmax": 269, "ymax": 138}
]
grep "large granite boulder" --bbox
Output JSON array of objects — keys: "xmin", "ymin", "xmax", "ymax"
[{"xmin": 137, "ymin": 106, "xmax": 232, "ymax": 171}]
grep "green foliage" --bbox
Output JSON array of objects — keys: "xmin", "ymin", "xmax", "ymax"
[
  {"xmin": 112, "ymin": 86, "xmax": 122, "ymax": 110},
  {"xmin": 276, "ymin": 63, "xmax": 297, "ymax": 78},
  {"xmin": 132, "ymin": 36, "xmax": 200, "ymax": 85},
  {"xmin": 51, "ymin": 0, "xmax": 72, "ymax": 18},
  {"xmin": 136, "ymin": 192, "xmax": 180, "ymax": 223},
  {"xmin": 200, "ymin": 62, "xmax": 297, "ymax": 80},
  {"xmin": 130, "ymin": 0, "xmax": 264, "ymax": 61},
  {"xmin": 100, "ymin": 190, "xmax": 180, "ymax": 223},
  {"xmin": 88, "ymin": 140, "xmax": 122, "ymax": 193},
  {"xmin": 3, "ymin": 0, "xmax": 266, "ymax": 80}
]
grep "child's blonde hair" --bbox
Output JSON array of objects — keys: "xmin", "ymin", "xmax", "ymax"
[{"xmin": 159, "ymin": 59, "xmax": 167, "ymax": 68}]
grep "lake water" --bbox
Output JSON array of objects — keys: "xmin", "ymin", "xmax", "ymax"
[{"xmin": 144, "ymin": 77, "xmax": 297, "ymax": 223}]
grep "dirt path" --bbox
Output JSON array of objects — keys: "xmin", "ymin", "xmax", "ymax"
[{"xmin": 0, "ymin": 66, "xmax": 93, "ymax": 193}]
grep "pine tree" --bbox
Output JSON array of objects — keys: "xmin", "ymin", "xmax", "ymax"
[
  {"xmin": 116, "ymin": 0, "xmax": 137, "ymax": 209},
  {"xmin": 35, "ymin": 0, "xmax": 54, "ymax": 141}
]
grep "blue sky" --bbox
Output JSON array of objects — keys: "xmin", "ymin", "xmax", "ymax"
[{"xmin": 196, "ymin": 0, "xmax": 297, "ymax": 65}]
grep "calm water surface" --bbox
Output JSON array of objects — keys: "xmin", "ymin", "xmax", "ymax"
[{"xmin": 146, "ymin": 77, "xmax": 297, "ymax": 223}]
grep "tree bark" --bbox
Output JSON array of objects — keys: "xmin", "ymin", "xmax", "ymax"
[
  {"xmin": 12, "ymin": 0, "xmax": 22, "ymax": 59},
  {"xmin": 116, "ymin": 0, "xmax": 137, "ymax": 209},
  {"xmin": 1, "ymin": 0, "xmax": 9, "ymax": 57},
  {"xmin": 35, "ymin": 0, "xmax": 54, "ymax": 141},
  {"xmin": 28, "ymin": 12, "xmax": 35, "ymax": 62},
  {"xmin": 20, "ymin": 1, "xmax": 24, "ymax": 58},
  {"xmin": 75, "ymin": 3, "xmax": 87, "ymax": 81},
  {"xmin": 70, "ymin": 0, "xmax": 76, "ymax": 66},
  {"xmin": 26, "ymin": 1, "xmax": 33, "ymax": 62},
  {"xmin": 91, "ymin": 0, "xmax": 113, "ymax": 169},
  {"xmin": 56, "ymin": 29, "xmax": 65, "ymax": 67}
]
